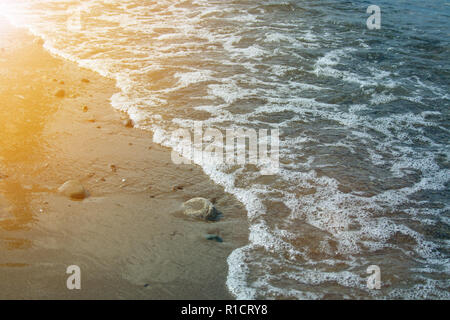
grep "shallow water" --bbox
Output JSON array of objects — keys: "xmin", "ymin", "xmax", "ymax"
[{"xmin": 1, "ymin": 0, "xmax": 449, "ymax": 299}]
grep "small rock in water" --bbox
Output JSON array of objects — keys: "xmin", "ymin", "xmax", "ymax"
[
  {"xmin": 82, "ymin": 106, "xmax": 88, "ymax": 112},
  {"xmin": 59, "ymin": 80, "xmax": 65, "ymax": 85},
  {"xmin": 123, "ymin": 118, "xmax": 133, "ymax": 128},
  {"xmin": 55, "ymin": 89, "xmax": 65, "ymax": 98},
  {"xmin": 109, "ymin": 164, "xmax": 117, "ymax": 172},
  {"xmin": 81, "ymin": 78, "xmax": 90, "ymax": 83},
  {"xmin": 58, "ymin": 180, "xmax": 86, "ymax": 200},
  {"xmin": 182, "ymin": 197, "xmax": 219, "ymax": 221}
]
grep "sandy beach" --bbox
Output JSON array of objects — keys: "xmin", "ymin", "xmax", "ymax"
[{"xmin": 0, "ymin": 18, "xmax": 248, "ymax": 299}]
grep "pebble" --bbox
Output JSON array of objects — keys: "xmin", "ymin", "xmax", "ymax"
[
  {"xmin": 33, "ymin": 38, "xmax": 44, "ymax": 46},
  {"xmin": 58, "ymin": 180, "xmax": 86, "ymax": 200},
  {"xmin": 123, "ymin": 119, "xmax": 133, "ymax": 128},
  {"xmin": 206, "ymin": 235, "xmax": 223, "ymax": 243},
  {"xmin": 55, "ymin": 89, "xmax": 65, "ymax": 98},
  {"xmin": 172, "ymin": 185, "xmax": 184, "ymax": 191}
]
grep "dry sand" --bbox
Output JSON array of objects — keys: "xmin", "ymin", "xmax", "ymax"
[{"xmin": 0, "ymin": 18, "xmax": 248, "ymax": 299}]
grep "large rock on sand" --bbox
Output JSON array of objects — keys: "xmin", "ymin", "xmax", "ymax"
[
  {"xmin": 58, "ymin": 180, "xmax": 86, "ymax": 200},
  {"xmin": 182, "ymin": 197, "xmax": 219, "ymax": 220}
]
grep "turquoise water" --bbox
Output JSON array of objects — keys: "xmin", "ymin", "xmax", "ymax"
[{"xmin": 1, "ymin": 0, "xmax": 449, "ymax": 299}]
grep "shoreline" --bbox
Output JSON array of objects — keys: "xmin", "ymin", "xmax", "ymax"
[{"xmin": 0, "ymin": 18, "xmax": 249, "ymax": 299}]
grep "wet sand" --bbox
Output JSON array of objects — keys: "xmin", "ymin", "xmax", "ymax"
[{"xmin": 0, "ymin": 18, "xmax": 248, "ymax": 299}]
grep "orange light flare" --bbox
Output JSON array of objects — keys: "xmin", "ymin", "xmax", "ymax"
[{"xmin": 0, "ymin": 0, "xmax": 28, "ymax": 30}]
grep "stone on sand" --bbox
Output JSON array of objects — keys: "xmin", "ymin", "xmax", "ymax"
[
  {"xmin": 172, "ymin": 185, "xmax": 184, "ymax": 191},
  {"xmin": 33, "ymin": 38, "xmax": 44, "ymax": 46},
  {"xmin": 55, "ymin": 89, "xmax": 65, "ymax": 98},
  {"xmin": 183, "ymin": 197, "xmax": 219, "ymax": 220},
  {"xmin": 123, "ymin": 118, "xmax": 133, "ymax": 128},
  {"xmin": 58, "ymin": 180, "xmax": 86, "ymax": 200}
]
